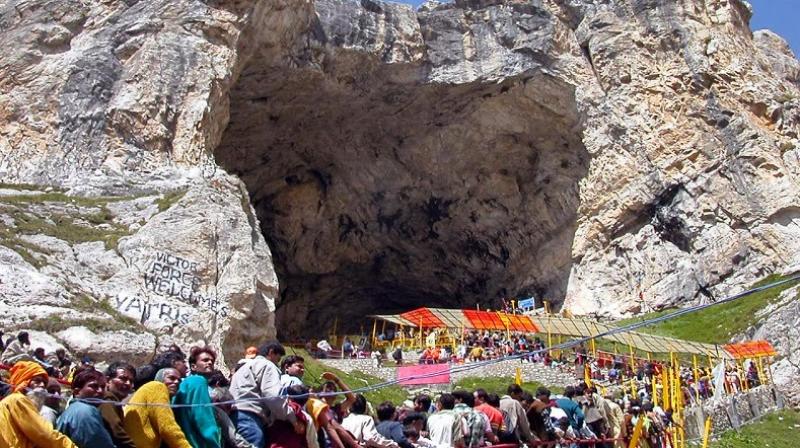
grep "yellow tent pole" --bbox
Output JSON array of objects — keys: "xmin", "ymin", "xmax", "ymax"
[
  {"xmin": 670, "ymin": 353, "xmax": 677, "ymax": 411},
  {"xmin": 627, "ymin": 334, "xmax": 636, "ymax": 370},
  {"xmin": 557, "ymin": 334, "xmax": 562, "ymax": 358},
  {"xmin": 332, "ymin": 316, "xmax": 338, "ymax": 346},
  {"xmin": 756, "ymin": 356, "xmax": 768, "ymax": 385},
  {"xmin": 371, "ymin": 319, "xmax": 377, "ymax": 349},
  {"xmin": 460, "ymin": 323, "xmax": 465, "ymax": 345},
  {"xmin": 652, "ymin": 374, "xmax": 659, "ymax": 408},
  {"xmin": 674, "ymin": 354, "xmax": 681, "ymax": 411},
  {"xmin": 399, "ymin": 324, "xmax": 404, "ymax": 348},
  {"xmin": 707, "ymin": 353, "xmax": 716, "ymax": 395},
  {"xmin": 381, "ymin": 320, "xmax": 386, "ymax": 335},
  {"xmin": 512, "ymin": 300, "xmax": 517, "ymax": 315},
  {"xmin": 662, "ymin": 361, "xmax": 671, "ymax": 411},
  {"xmin": 763, "ymin": 356, "xmax": 773, "ymax": 385},
  {"xmin": 740, "ymin": 360, "xmax": 748, "ymax": 391},
  {"xmin": 419, "ymin": 317, "xmax": 423, "ymax": 349},
  {"xmin": 693, "ymin": 355, "xmax": 701, "ymax": 403},
  {"xmin": 585, "ymin": 364, "xmax": 593, "ymax": 388},
  {"xmin": 546, "ymin": 314, "xmax": 553, "ymax": 357}
]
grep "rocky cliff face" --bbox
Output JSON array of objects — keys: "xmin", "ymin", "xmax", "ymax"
[
  {"xmin": 0, "ymin": 0, "xmax": 285, "ymax": 365},
  {"xmin": 1, "ymin": 0, "xmax": 799, "ymax": 361}
]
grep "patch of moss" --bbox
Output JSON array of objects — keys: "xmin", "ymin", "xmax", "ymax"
[
  {"xmin": 9, "ymin": 209, "xmax": 130, "ymax": 251},
  {"xmin": 155, "ymin": 189, "xmax": 187, "ymax": 212},
  {"xmin": 25, "ymin": 315, "xmax": 139, "ymax": 334},
  {"xmin": 0, "ymin": 191, "xmax": 122, "ymax": 207},
  {"xmin": 0, "ymin": 223, "xmax": 50, "ymax": 268},
  {"xmin": 67, "ymin": 294, "xmax": 139, "ymax": 328},
  {"xmin": 0, "ymin": 182, "xmax": 53, "ymax": 192}
]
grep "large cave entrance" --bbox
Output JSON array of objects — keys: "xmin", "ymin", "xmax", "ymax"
[{"xmin": 215, "ymin": 47, "xmax": 588, "ymax": 339}]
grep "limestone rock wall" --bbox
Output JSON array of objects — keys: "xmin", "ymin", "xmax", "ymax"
[
  {"xmin": 0, "ymin": 0, "xmax": 293, "ymax": 365},
  {"xmin": 1, "ymin": 0, "xmax": 799, "ymax": 362}
]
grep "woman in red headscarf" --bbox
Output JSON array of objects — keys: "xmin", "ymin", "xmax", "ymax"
[{"xmin": 0, "ymin": 360, "xmax": 77, "ymax": 448}]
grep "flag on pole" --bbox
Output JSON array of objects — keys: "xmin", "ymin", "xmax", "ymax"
[{"xmin": 514, "ymin": 367, "xmax": 523, "ymax": 386}]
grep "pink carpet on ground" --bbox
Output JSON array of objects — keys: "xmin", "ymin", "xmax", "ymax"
[{"xmin": 397, "ymin": 364, "xmax": 451, "ymax": 385}]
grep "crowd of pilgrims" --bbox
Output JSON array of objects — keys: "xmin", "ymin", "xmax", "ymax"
[{"xmin": 0, "ymin": 329, "xmax": 692, "ymax": 448}]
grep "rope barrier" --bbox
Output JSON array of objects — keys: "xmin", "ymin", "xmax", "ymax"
[{"xmin": 2, "ymin": 273, "xmax": 796, "ymax": 409}]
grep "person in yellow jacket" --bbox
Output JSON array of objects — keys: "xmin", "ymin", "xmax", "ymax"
[
  {"xmin": 0, "ymin": 361, "xmax": 77, "ymax": 448},
  {"xmin": 123, "ymin": 368, "xmax": 191, "ymax": 448}
]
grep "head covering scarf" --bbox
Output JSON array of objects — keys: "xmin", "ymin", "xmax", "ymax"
[
  {"xmin": 245, "ymin": 346, "xmax": 258, "ymax": 359},
  {"xmin": 9, "ymin": 361, "xmax": 48, "ymax": 392},
  {"xmin": 154, "ymin": 368, "xmax": 174, "ymax": 383}
]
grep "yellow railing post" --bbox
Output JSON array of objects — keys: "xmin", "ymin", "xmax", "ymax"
[
  {"xmin": 693, "ymin": 355, "xmax": 701, "ymax": 403},
  {"xmin": 700, "ymin": 416, "xmax": 712, "ymax": 448}
]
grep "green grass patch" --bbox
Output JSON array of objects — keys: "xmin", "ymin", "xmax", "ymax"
[
  {"xmin": 21, "ymin": 315, "xmax": 139, "ymax": 334},
  {"xmin": 453, "ymin": 376, "xmax": 563, "ymax": 396},
  {"xmin": 0, "ymin": 224, "xmax": 50, "ymax": 268},
  {"xmin": 0, "ymin": 182, "xmax": 53, "ymax": 191},
  {"xmin": 6, "ymin": 208, "xmax": 130, "ymax": 251},
  {"xmin": 0, "ymin": 191, "xmax": 128, "ymax": 207},
  {"xmin": 285, "ymin": 348, "xmax": 408, "ymax": 406},
  {"xmin": 155, "ymin": 189, "xmax": 187, "ymax": 212},
  {"xmin": 710, "ymin": 409, "xmax": 800, "ymax": 448},
  {"xmin": 71, "ymin": 295, "xmax": 140, "ymax": 328},
  {"xmin": 613, "ymin": 274, "xmax": 800, "ymax": 344}
]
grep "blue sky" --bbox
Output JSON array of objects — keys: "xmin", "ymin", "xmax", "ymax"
[
  {"xmin": 749, "ymin": 0, "xmax": 798, "ymax": 56},
  {"xmin": 401, "ymin": 0, "xmax": 798, "ymax": 56}
]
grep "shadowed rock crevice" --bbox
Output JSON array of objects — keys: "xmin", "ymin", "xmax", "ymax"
[{"xmin": 215, "ymin": 48, "xmax": 589, "ymax": 338}]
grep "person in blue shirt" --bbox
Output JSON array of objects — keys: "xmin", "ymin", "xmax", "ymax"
[
  {"xmin": 554, "ymin": 386, "xmax": 585, "ymax": 432},
  {"xmin": 375, "ymin": 401, "xmax": 414, "ymax": 448},
  {"xmin": 173, "ymin": 346, "xmax": 222, "ymax": 448},
  {"xmin": 57, "ymin": 367, "xmax": 116, "ymax": 448}
]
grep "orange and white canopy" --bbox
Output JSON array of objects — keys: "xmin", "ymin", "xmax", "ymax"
[
  {"xmin": 722, "ymin": 340, "xmax": 777, "ymax": 359},
  {"xmin": 371, "ymin": 307, "xmax": 539, "ymax": 332}
]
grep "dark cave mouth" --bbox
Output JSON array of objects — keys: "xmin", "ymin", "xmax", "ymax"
[{"xmin": 214, "ymin": 57, "xmax": 589, "ymax": 338}]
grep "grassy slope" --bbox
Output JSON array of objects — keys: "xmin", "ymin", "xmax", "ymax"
[
  {"xmin": 710, "ymin": 409, "xmax": 800, "ymax": 448},
  {"xmin": 611, "ymin": 275, "xmax": 800, "ymax": 444},
  {"xmin": 453, "ymin": 376, "xmax": 563, "ymax": 396},
  {"xmin": 285, "ymin": 348, "xmax": 408, "ymax": 406},
  {"xmin": 613, "ymin": 274, "xmax": 799, "ymax": 344}
]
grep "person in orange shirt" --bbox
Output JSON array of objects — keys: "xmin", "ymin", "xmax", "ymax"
[
  {"xmin": 0, "ymin": 361, "xmax": 77, "ymax": 448},
  {"xmin": 473, "ymin": 389, "xmax": 504, "ymax": 433}
]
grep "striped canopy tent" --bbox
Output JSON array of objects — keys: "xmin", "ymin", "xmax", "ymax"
[
  {"xmin": 371, "ymin": 307, "xmax": 540, "ymax": 332},
  {"xmin": 526, "ymin": 315, "xmax": 728, "ymax": 358},
  {"xmin": 722, "ymin": 340, "xmax": 777, "ymax": 359},
  {"xmin": 372, "ymin": 308, "xmax": 732, "ymax": 359}
]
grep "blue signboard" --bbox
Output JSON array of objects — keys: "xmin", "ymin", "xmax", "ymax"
[{"xmin": 517, "ymin": 297, "xmax": 535, "ymax": 310}]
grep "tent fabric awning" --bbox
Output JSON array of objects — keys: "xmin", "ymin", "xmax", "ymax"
[
  {"xmin": 371, "ymin": 307, "xmax": 539, "ymax": 333},
  {"xmin": 371, "ymin": 314, "xmax": 417, "ymax": 327},
  {"xmin": 723, "ymin": 340, "xmax": 777, "ymax": 359},
  {"xmin": 370, "ymin": 308, "xmax": 730, "ymax": 359},
  {"xmin": 400, "ymin": 308, "xmax": 444, "ymax": 328}
]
